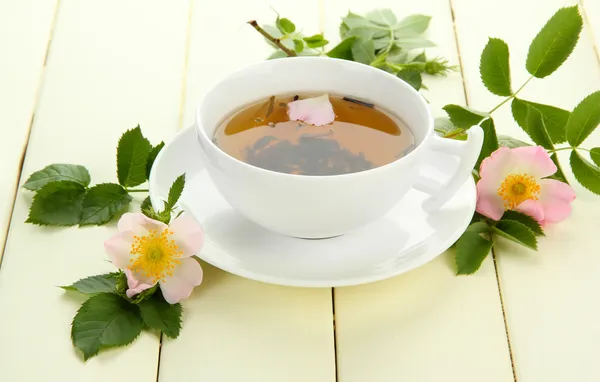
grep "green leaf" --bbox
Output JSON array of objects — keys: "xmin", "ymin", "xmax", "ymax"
[
  {"xmin": 342, "ymin": 12, "xmax": 378, "ymax": 29},
  {"xmin": 146, "ymin": 142, "xmax": 164, "ymax": 179},
  {"xmin": 514, "ymin": 103, "xmax": 553, "ymax": 149},
  {"xmin": 138, "ymin": 294, "xmax": 182, "ymax": 338},
  {"xmin": 413, "ymin": 51, "xmax": 426, "ymax": 62},
  {"xmin": 267, "ymin": 50, "xmax": 288, "ymax": 60},
  {"xmin": 141, "ymin": 196, "xmax": 152, "ymax": 212},
  {"xmin": 566, "ymin": 91, "xmax": 600, "ymax": 147},
  {"xmin": 71, "ymin": 293, "xmax": 142, "ymax": 361},
  {"xmin": 303, "ymin": 34, "xmax": 328, "ymax": 48},
  {"xmin": 492, "ymin": 220, "xmax": 538, "ymax": 250},
  {"xmin": 166, "ymin": 174, "xmax": 186, "ymax": 211},
  {"xmin": 570, "ymin": 150, "xmax": 600, "ymax": 194},
  {"xmin": 394, "ymin": 15, "xmax": 431, "ymax": 34},
  {"xmin": 326, "ymin": 37, "xmax": 357, "ymax": 60},
  {"xmin": 479, "ymin": 38, "xmax": 512, "ymax": 96},
  {"xmin": 591, "ymin": 148, "xmax": 600, "ymax": 167},
  {"xmin": 498, "ymin": 134, "xmax": 531, "ymax": 148},
  {"xmin": 393, "ymin": 37, "xmax": 435, "ymax": 50},
  {"xmin": 26, "ymin": 181, "xmax": 85, "ymax": 226},
  {"xmin": 396, "ymin": 69, "xmax": 422, "ymax": 90},
  {"xmin": 80, "ymin": 183, "xmax": 132, "ymax": 226},
  {"xmin": 23, "ymin": 164, "xmax": 90, "ymax": 191},
  {"xmin": 303, "ymin": 34, "xmax": 324, "ymax": 43},
  {"xmin": 442, "ymin": 104, "xmax": 488, "ymax": 129},
  {"xmin": 476, "ymin": 118, "xmax": 499, "ymax": 170},
  {"xmin": 365, "ymin": 9, "xmax": 397, "ymax": 27},
  {"xmin": 351, "ymin": 39, "xmax": 375, "ymax": 65},
  {"xmin": 455, "ymin": 222, "xmax": 493, "ymax": 275},
  {"xmin": 514, "ymin": 99, "xmax": 569, "ymax": 144},
  {"xmin": 500, "ymin": 210, "xmax": 544, "ymax": 236},
  {"xmin": 293, "ymin": 39, "xmax": 304, "ymax": 53},
  {"xmin": 129, "ymin": 283, "xmax": 158, "ymax": 304},
  {"xmin": 61, "ymin": 273, "xmax": 119, "ymax": 295},
  {"xmin": 345, "ymin": 27, "xmax": 385, "ymax": 41},
  {"xmin": 117, "ymin": 126, "xmax": 152, "ymax": 188},
  {"xmin": 276, "ymin": 17, "xmax": 295, "ymax": 34},
  {"xmin": 550, "ymin": 153, "xmax": 569, "ymax": 184},
  {"xmin": 526, "ymin": 6, "xmax": 583, "ymax": 78},
  {"xmin": 434, "ymin": 117, "xmax": 467, "ymax": 140}
]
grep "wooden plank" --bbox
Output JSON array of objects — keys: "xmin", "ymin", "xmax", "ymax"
[
  {"xmin": 0, "ymin": 0, "xmax": 190, "ymax": 380},
  {"xmin": 581, "ymin": 0, "xmax": 600, "ymax": 61},
  {"xmin": 323, "ymin": 1, "xmax": 514, "ymax": 381},
  {"xmin": 0, "ymin": 0, "xmax": 57, "ymax": 258},
  {"xmin": 157, "ymin": 1, "xmax": 337, "ymax": 382},
  {"xmin": 451, "ymin": 0, "xmax": 600, "ymax": 380}
]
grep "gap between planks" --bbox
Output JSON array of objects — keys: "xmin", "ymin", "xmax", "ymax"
[
  {"xmin": 0, "ymin": 0, "xmax": 62, "ymax": 270},
  {"xmin": 448, "ymin": 0, "xmax": 517, "ymax": 380}
]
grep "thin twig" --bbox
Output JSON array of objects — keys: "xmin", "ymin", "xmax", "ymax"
[{"xmin": 248, "ymin": 20, "xmax": 297, "ymax": 57}]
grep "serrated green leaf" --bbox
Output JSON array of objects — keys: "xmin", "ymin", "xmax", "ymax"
[
  {"xmin": 79, "ymin": 183, "xmax": 132, "ymax": 226},
  {"xmin": 396, "ymin": 69, "xmax": 422, "ymax": 90},
  {"xmin": 351, "ymin": 39, "xmax": 375, "ymax": 65},
  {"xmin": 61, "ymin": 273, "xmax": 119, "ymax": 295},
  {"xmin": 71, "ymin": 293, "xmax": 142, "ymax": 361},
  {"xmin": 342, "ymin": 12, "xmax": 378, "ymax": 29},
  {"xmin": 566, "ymin": 91, "xmax": 600, "ymax": 147},
  {"xmin": 326, "ymin": 37, "xmax": 357, "ymax": 60},
  {"xmin": 455, "ymin": 222, "xmax": 493, "ymax": 275},
  {"xmin": 138, "ymin": 294, "xmax": 182, "ymax": 338},
  {"xmin": 476, "ymin": 118, "xmax": 499, "ymax": 171},
  {"xmin": 550, "ymin": 153, "xmax": 569, "ymax": 184},
  {"xmin": 523, "ymin": 104, "xmax": 554, "ymax": 149},
  {"xmin": 365, "ymin": 9, "xmax": 397, "ymax": 27},
  {"xmin": 26, "ymin": 181, "xmax": 86, "ymax": 226},
  {"xmin": 303, "ymin": 34, "xmax": 324, "ymax": 43},
  {"xmin": 498, "ymin": 134, "xmax": 531, "ymax": 148},
  {"xmin": 394, "ymin": 15, "xmax": 431, "ymax": 34},
  {"xmin": 434, "ymin": 117, "xmax": 467, "ymax": 140},
  {"xmin": 393, "ymin": 37, "xmax": 435, "ymax": 50},
  {"xmin": 442, "ymin": 104, "xmax": 488, "ymax": 129},
  {"xmin": 480, "ymin": 38, "xmax": 512, "ymax": 96},
  {"xmin": 492, "ymin": 220, "xmax": 538, "ymax": 250},
  {"xmin": 293, "ymin": 39, "xmax": 304, "ymax": 53},
  {"xmin": 117, "ymin": 126, "xmax": 152, "ymax": 188},
  {"xmin": 141, "ymin": 196, "xmax": 152, "ymax": 212},
  {"xmin": 345, "ymin": 27, "xmax": 385, "ymax": 41},
  {"xmin": 146, "ymin": 142, "xmax": 164, "ymax": 179},
  {"xmin": 570, "ymin": 150, "xmax": 600, "ymax": 194},
  {"xmin": 500, "ymin": 210, "xmax": 544, "ymax": 236},
  {"xmin": 276, "ymin": 17, "xmax": 295, "ymax": 34},
  {"xmin": 303, "ymin": 34, "xmax": 328, "ymax": 49},
  {"xmin": 166, "ymin": 174, "xmax": 185, "ymax": 211},
  {"xmin": 591, "ymin": 148, "xmax": 600, "ymax": 167},
  {"xmin": 526, "ymin": 6, "xmax": 583, "ymax": 78},
  {"xmin": 511, "ymin": 98, "xmax": 569, "ymax": 145},
  {"xmin": 339, "ymin": 22, "xmax": 350, "ymax": 39},
  {"xmin": 23, "ymin": 164, "xmax": 90, "ymax": 191}
]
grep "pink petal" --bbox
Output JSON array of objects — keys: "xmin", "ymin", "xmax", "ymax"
[
  {"xmin": 515, "ymin": 199, "xmax": 545, "ymax": 224},
  {"xmin": 159, "ymin": 258, "xmax": 203, "ymax": 304},
  {"xmin": 125, "ymin": 269, "xmax": 155, "ymax": 298},
  {"xmin": 538, "ymin": 179, "xmax": 576, "ymax": 224},
  {"xmin": 118, "ymin": 212, "xmax": 167, "ymax": 234},
  {"xmin": 287, "ymin": 94, "xmax": 335, "ymax": 126},
  {"xmin": 476, "ymin": 178, "xmax": 505, "ymax": 221},
  {"xmin": 479, "ymin": 146, "xmax": 513, "ymax": 179},
  {"xmin": 510, "ymin": 146, "xmax": 557, "ymax": 178},
  {"xmin": 104, "ymin": 231, "xmax": 135, "ymax": 269},
  {"xmin": 169, "ymin": 213, "xmax": 204, "ymax": 258}
]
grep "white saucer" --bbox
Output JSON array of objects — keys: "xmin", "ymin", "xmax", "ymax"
[{"xmin": 149, "ymin": 126, "xmax": 476, "ymax": 288}]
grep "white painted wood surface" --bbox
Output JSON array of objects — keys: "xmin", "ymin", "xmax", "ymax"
[
  {"xmin": 0, "ymin": 0, "xmax": 57, "ymax": 257},
  {"xmin": 0, "ymin": 0, "xmax": 189, "ymax": 380},
  {"xmin": 1, "ymin": 0, "xmax": 600, "ymax": 381},
  {"xmin": 158, "ymin": 1, "xmax": 336, "ymax": 381},
  {"xmin": 452, "ymin": 0, "xmax": 600, "ymax": 380}
]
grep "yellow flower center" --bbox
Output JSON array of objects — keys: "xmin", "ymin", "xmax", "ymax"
[
  {"xmin": 128, "ymin": 228, "xmax": 183, "ymax": 284},
  {"xmin": 497, "ymin": 173, "xmax": 541, "ymax": 210}
]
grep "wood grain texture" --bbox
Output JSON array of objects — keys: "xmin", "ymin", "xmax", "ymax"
[
  {"xmin": 323, "ymin": 1, "xmax": 514, "ymax": 381},
  {"xmin": 0, "ymin": 0, "xmax": 189, "ymax": 380},
  {"xmin": 452, "ymin": 0, "xmax": 600, "ymax": 380},
  {"xmin": 0, "ymin": 0, "xmax": 57, "ymax": 258},
  {"xmin": 157, "ymin": 1, "xmax": 336, "ymax": 381}
]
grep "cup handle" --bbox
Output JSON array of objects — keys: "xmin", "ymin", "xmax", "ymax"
[{"xmin": 413, "ymin": 125, "xmax": 484, "ymax": 213}]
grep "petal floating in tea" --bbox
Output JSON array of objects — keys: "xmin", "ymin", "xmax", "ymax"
[{"xmin": 287, "ymin": 94, "xmax": 335, "ymax": 126}]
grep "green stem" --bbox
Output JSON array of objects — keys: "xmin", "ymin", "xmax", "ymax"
[
  {"xmin": 549, "ymin": 147, "xmax": 589, "ymax": 153},
  {"xmin": 126, "ymin": 189, "xmax": 149, "ymax": 193},
  {"xmin": 488, "ymin": 75, "xmax": 534, "ymax": 114}
]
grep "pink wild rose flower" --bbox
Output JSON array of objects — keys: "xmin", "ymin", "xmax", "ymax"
[
  {"xmin": 105, "ymin": 213, "xmax": 204, "ymax": 304},
  {"xmin": 287, "ymin": 93, "xmax": 335, "ymax": 126},
  {"xmin": 476, "ymin": 146, "xmax": 575, "ymax": 226}
]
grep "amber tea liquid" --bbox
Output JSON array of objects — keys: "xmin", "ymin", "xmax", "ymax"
[{"xmin": 212, "ymin": 94, "xmax": 415, "ymax": 176}]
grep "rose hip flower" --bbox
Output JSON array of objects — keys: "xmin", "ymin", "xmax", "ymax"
[
  {"xmin": 287, "ymin": 93, "xmax": 335, "ymax": 126},
  {"xmin": 476, "ymin": 146, "xmax": 576, "ymax": 226},
  {"xmin": 105, "ymin": 213, "xmax": 204, "ymax": 304}
]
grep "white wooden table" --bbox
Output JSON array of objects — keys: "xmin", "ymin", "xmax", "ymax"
[{"xmin": 1, "ymin": 0, "xmax": 599, "ymax": 381}]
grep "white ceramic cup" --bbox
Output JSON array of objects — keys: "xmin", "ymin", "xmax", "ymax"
[{"xmin": 195, "ymin": 57, "xmax": 483, "ymax": 239}]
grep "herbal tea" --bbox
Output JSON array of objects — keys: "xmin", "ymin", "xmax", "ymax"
[{"xmin": 212, "ymin": 94, "xmax": 414, "ymax": 176}]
